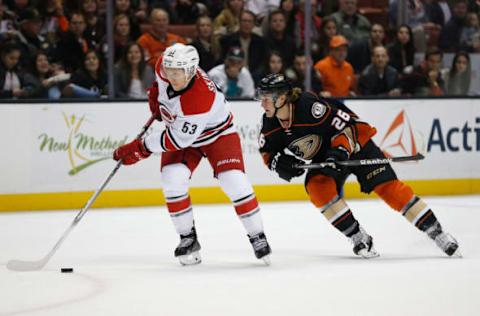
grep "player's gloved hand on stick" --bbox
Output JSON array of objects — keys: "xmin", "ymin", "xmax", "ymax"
[
  {"xmin": 113, "ymin": 139, "xmax": 151, "ymax": 165},
  {"xmin": 268, "ymin": 152, "xmax": 305, "ymax": 182},
  {"xmin": 321, "ymin": 147, "xmax": 349, "ymax": 179},
  {"xmin": 147, "ymin": 81, "xmax": 162, "ymax": 121}
]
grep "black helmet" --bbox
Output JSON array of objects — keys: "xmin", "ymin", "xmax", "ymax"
[{"xmin": 257, "ymin": 73, "xmax": 292, "ymax": 96}]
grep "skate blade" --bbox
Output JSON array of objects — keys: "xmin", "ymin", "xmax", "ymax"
[
  {"xmin": 358, "ymin": 248, "xmax": 380, "ymax": 259},
  {"xmin": 178, "ymin": 251, "xmax": 202, "ymax": 266},
  {"xmin": 451, "ymin": 248, "xmax": 463, "ymax": 258},
  {"xmin": 261, "ymin": 255, "xmax": 271, "ymax": 266}
]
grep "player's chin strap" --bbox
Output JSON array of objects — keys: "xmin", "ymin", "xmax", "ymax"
[{"xmin": 274, "ymin": 92, "xmax": 293, "ymax": 130}]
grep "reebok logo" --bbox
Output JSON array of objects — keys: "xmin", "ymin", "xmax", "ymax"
[{"xmin": 360, "ymin": 159, "xmax": 390, "ymax": 165}]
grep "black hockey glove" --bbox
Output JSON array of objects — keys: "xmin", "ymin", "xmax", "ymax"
[
  {"xmin": 269, "ymin": 152, "xmax": 305, "ymax": 182},
  {"xmin": 320, "ymin": 147, "xmax": 349, "ymax": 179}
]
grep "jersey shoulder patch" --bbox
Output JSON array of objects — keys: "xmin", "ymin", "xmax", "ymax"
[
  {"xmin": 180, "ymin": 70, "xmax": 216, "ymax": 115},
  {"xmin": 311, "ymin": 101, "xmax": 327, "ymax": 119},
  {"xmin": 294, "ymin": 93, "xmax": 329, "ymax": 123}
]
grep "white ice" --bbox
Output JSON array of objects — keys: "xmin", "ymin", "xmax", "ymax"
[{"xmin": 1, "ymin": 196, "xmax": 479, "ymax": 316}]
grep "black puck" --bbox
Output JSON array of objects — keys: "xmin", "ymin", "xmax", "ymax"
[{"xmin": 61, "ymin": 268, "xmax": 74, "ymax": 273}]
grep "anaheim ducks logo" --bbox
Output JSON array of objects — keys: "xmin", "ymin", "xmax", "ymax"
[
  {"xmin": 287, "ymin": 134, "xmax": 322, "ymax": 160},
  {"xmin": 379, "ymin": 110, "xmax": 424, "ymax": 157},
  {"xmin": 160, "ymin": 104, "xmax": 176, "ymax": 125}
]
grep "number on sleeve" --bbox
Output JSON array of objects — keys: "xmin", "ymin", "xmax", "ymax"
[{"xmin": 331, "ymin": 109, "xmax": 351, "ymax": 130}]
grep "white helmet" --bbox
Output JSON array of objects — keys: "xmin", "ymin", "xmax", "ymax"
[{"xmin": 162, "ymin": 43, "xmax": 200, "ymax": 80}]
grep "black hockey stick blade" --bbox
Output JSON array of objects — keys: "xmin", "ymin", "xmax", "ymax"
[{"xmin": 297, "ymin": 153, "xmax": 425, "ymax": 170}]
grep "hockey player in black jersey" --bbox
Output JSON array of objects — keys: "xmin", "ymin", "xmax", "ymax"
[{"xmin": 256, "ymin": 73, "xmax": 460, "ymax": 258}]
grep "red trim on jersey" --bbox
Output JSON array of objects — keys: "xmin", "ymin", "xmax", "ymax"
[
  {"xmin": 235, "ymin": 198, "xmax": 259, "ymax": 216},
  {"xmin": 163, "ymin": 131, "xmax": 180, "ymax": 151},
  {"xmin": 263, "ymin": 127, "xmax": 282, "ymax": 137},
  {"xmin": 196, "ymin": 113, "xmax": 233, "ymax": 141},
  {"xmin": 180, "ymin": 71, "xmax": 215, "ymax": 115},
  {"xmin": 167, "ymin": 196, "xmax": 192, "ymax": 213},
  {"xmin": 261, "ymin": 152, "xmax": 271, "ymax": 166}
]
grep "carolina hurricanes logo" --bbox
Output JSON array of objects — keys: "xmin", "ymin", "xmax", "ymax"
[
  {"xmin": 379, "ymin": 110, "xmax": 424, "ymax": 158},
  {"xmin": 160, "ymin": 105, "xmax": 176, "ymax": 125}
]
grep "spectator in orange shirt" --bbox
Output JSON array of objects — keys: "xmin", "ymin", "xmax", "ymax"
[
  {"xmin": 137, "ymin": 8, "xmax": 186, "ymax": 69},
  {"xmin": 314, "ymin": 35, "xmax": 355, "ymax": 97}
]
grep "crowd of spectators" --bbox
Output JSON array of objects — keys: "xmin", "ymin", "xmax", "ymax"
[{"xmin": 1, "ymin": 0, "xmax": 479, "ymax": 100}]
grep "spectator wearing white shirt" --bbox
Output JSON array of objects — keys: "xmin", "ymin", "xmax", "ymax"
[{"xmin": 208, "ymin": 46, "xmax": 255, "ymax": 98}]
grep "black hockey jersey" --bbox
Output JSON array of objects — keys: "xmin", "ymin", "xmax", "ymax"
[{"xmin": 259, "ymin": 92, "xmax": 375, "ymax": 163}]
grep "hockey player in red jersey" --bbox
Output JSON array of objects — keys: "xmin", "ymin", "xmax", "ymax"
[
  {"xmin": 113, "ymin": 43, "xmax": 271, "ymax": 265},
  {"xmin": 256, "ymin": 73, "xmax": 460, "ymax": 258}
]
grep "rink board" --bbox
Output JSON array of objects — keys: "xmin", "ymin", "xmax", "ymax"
[{"xmin": 1, "ymin": 99, "xmax": 479, "ymax": 211}]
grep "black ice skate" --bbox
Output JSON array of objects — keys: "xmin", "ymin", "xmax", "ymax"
[
  {"xmin": 175, "ymin": 227, "xmax": 202, "ymax": 265},
  {"xmin": 350, "ymin": 227, "xmax": 379, "ymax": 259},
  {"xmin": 248, "ymin": 232, "xmax": 272, "ymax": 265},
  {"xmin": 426, "ymin": 223, "xmax": 461, "ymax": 257}
]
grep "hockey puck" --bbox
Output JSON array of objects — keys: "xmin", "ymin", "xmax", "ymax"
[{"xmin": 61, "ymin": 268, "xmax": 74, "ymax": 273}]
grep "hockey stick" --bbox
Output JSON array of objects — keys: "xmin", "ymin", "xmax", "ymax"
[
  {"xmin": 7, "ymin": 115, "xmax": 156, "ymax": 272},
  {"xmin": 296, "ymin": 153, "xmax": 425, "ymax": 170}
]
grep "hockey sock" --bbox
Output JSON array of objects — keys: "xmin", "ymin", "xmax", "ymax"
[
  {"xmin": 401, "ymin": 196, "xmax": 440, "ymax": 232},
  {"xmin": 320, "ymin": 196, "xmax": 360, "ymax": 238},
  {"xmin": 374, "ymin": 180, "xmax": 441, "ymax": 233},
  {"xmin": 306, "ymin": 174, "xmax": 360, "ymax": 238},
  {"xmin": 166, "ymin": 193, "xmax": 194, "ymax": 235},
  {"xmin": 162, "ymin": 164, "xmax": 194, "ymax": 235},
  {"xmin": 233, "ymin": 193, "xmax": 263, "ymax": 235},
  {"xmin": 374, "ymin": 180, "xmax": 414, "ymax": 211},
  {"xmin": 218, "ymin": 170, "xmax": 264, "ymax": 235}
]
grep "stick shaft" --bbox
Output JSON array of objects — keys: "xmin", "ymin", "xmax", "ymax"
[
  {"xmin": 297, "ymin": 153, "xmax": 424, "ymax": 170},
  {"xmin": 7, "ymin": 116, "xmax": 156, "ymax": 271}
]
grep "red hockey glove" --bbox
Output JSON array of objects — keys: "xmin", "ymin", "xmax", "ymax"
[
  {"xmin": 113, "ymin": 139, "xmax": 151, "ymax": 165},
  {"xmin": 147, "ymin": 81, "xmax": 161, "ymax": 121}
]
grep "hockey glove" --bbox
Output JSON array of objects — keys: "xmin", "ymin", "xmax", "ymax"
[
  {"xmin": 320, "ymin": 147, "xmax": 349, "ymax": 179},
  {"xmin": 147, "ymin": 81, "xmax": 162, "ymax": 121},
  {"xmin": 269, "ymin": 152, "xmax": 305, "ymax": 182},
  {"xmin": 113, "ymin": 139, "xmax": 151, "ymax": 165}
]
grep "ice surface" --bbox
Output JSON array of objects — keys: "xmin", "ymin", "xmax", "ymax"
[{"xmin": 1, "ymin": 196, "xmax": 479, "ymax": 316}]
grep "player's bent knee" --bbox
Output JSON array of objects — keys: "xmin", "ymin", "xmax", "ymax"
[
  {"xmin": 306, "ymin": 174, "xmax": 338, "ymax": 208},
  {"xmin": 217, "ymin": 169, "xmax": 253, "ymax": 201},
  {"xmin": 161, "ymin": 163, "xmax": 191, "ymax": 196},
  {"xmin": 374, "ymin": 179, "xmax": 414, "ymax": 211}
]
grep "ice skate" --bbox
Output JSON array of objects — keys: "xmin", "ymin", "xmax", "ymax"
[
  {"xmin": 175, "ymin": 227, "xmax": 202, "ymax": 265},
  {"xmin": 248, "ymin": 232, "xmax": 272, "ymax": 265},
  {"xmin": 350, "ymin": 227, "xmax": 379, "ymax": 259},
  {"xmin": 427, "ymin": 223, "xmax": 461, "ymax": 257}
]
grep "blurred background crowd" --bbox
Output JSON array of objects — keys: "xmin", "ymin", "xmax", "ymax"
[{"xmin": 0, "ymin": 0, "xmax": 479, "ymax": 100}]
